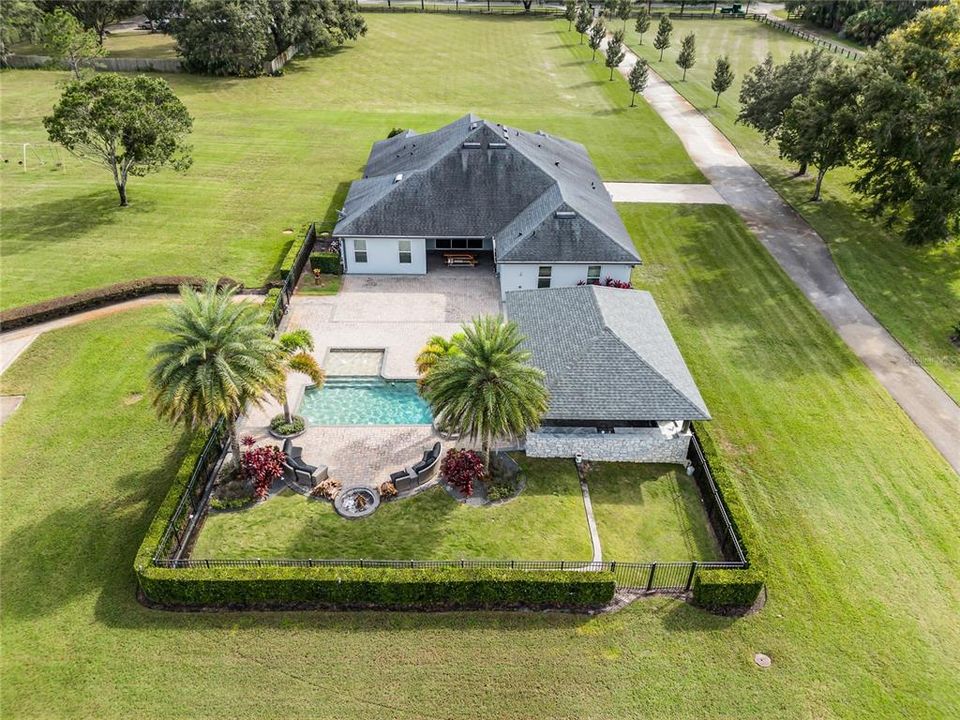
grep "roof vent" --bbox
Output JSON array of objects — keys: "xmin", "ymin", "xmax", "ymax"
[
  {"xmin": 393, "ymin": 173, "xmax": 403, "ymax": 184},
  {"xmin": 554, "ymin": 161, "xmax": 560, "ymax": 167},
  {"xmin": 489, "ymin": 141, "xmax": 507, "ymax": 149},
  {"xmin": 555, "ymin": 210, "xmax": 577, "ymax": 219},
  {"xmin": 462, "ymin": 141, "xmax": 481, "ymax": 149}
]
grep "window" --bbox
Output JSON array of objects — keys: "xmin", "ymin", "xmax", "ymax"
[
  {"xmin": 468, "ymin": 238, "xmax": 484, "ymax": 250},
  {"xmin": 354, "ymin": 239, "xmax": 368, "ymax": 263},
  {"xmin": 586, "ymin": 266, "xmax": 601, "ymax": 285},
  {"xmin": 435, "ymin": 239, "xmax": 451, "ymax": 250},
  {"xmin": 537, "ymin": 266, "xmax": 552, "ymax": 289},
  {"xmin": 452, "ymin": 238, "xmax": 467, "ymax": 250},
  {"xmin": 398, "ymin": 239, "xmax": 412, "ymax": 264}
]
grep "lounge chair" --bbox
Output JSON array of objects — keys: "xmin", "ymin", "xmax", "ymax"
[
  {"xmin": 412, "ymin": 442, "xmax": 442, "ymax": 479},
  {"xmin": 282, "ymin": 438, "xmax": 319, "ymax": 475},
  {"xmin": 390, "ymin": 467, "xmax": 418, "ymax": 493}
]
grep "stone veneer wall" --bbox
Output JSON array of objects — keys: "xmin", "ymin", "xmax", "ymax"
[{"xmin": 525, "ymin": 426, "xmax": 690, "ymax": 464}]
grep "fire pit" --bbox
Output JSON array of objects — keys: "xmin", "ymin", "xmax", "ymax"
[{"xmin": 334, "ymin": 486, "xmax": 380, "ymax": 519}]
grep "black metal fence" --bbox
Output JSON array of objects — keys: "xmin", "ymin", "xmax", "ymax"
[
  {"xmin": 687, "ymin": 430, "xmax": 746, "ymax": 564},
  {"xmin": 753, "ymin": 13, "xmax": 862, "ymax": 60},
  {"xmin": 269, "ymin": 223, "xmax": 316, "ymax": 331},
  {"xmin": 152, "ymin": 224, "xmax": 317, "ymax": 563},
  {"xmin": 153, "ymin": 556, "xmax": 745, "ymax": 592}
]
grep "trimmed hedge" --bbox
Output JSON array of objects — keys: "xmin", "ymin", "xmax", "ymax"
[
  {"xmin": 137, "ymin": 565, "xmax": 615, "ymax": 610},
  {"xmin": 310, "ymin": 251, "xmax": 342, "ymax": 275},
  {"xmin": 135, "ymin": 434, "xmax": 614, "ymax": 610},
  {"xmin": 0, "ymin": 276, "xmax": 240, "ymax": 332},
  {"xmin": 279, "ymin": 239, "xmax": 302, "ymax": 280},
  {"xmin": 691, "ymin": 426, "xmax": 766, "ymax": 609}
]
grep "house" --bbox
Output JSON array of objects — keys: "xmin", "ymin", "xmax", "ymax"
[
  {"xmin": 504, "ymin": 285, "xmax": 710, "ymax": 463},
  {"xmin": 332, "ymin": 114, "xmax": 640, "ymax": 299}
]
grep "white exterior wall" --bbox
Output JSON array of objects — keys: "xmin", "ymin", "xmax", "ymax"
[
  {"xmin": 498, "ymin": 263, "xmax": 633, "ymax": 299},
  {"xmin": 343, "ymin": 237, "xmax": 426, "ymax": 275},
  {"xmin": 525, "ymin": 426, "xmax": 691, "ymax": 464}
]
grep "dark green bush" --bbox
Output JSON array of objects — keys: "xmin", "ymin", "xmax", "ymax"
[
  {"xmin": 310, "ymin": 252, "xmax": 342, "ymax": 275},
  {"xmin": 279, "ymin": 239, "xmax": 302, "ymax": 280},
  {"xmin": 270, "ymin": 414, "xmax": 304, "ymax": 436},
  {"xmin": 692, "ymin": 568, "xmax": 764, "ymax": 608},
  {"xmin": 137, "ymin": 565, "xmax": 615, "ymax": 610},
  {"xmin": 691, "ymin": 425, "xmax": 767, "ymax": 608}
]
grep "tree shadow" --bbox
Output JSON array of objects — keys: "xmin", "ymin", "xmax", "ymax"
[
  {"xmin": 1, "ymin": 189, "xmax": 154, "ymax": 256},
  {"xmin": 1, "ymin": 432, "xmax": 192, "ymax": 621}
]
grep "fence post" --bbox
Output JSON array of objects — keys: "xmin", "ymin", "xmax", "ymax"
[
  {"xmin": 646, "ymin": 562, "xmax": 657, "ymax": 593},
  {"xmin": 685, "ymin": 561, "xmax": 698, "ymax": 592}
]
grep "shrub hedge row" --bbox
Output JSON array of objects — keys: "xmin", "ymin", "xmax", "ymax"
[
  {"xmin": 309, "ymin": 252, "xmax": 342, "ymax": 275},
  {"xmin": 691, "ymin": 426, "xmax": 766, "ymax": 609},
  {"xmin": 138, "ymin": 565, "xmax": 616, "ymax": 610},
  {"xmin": 135, "ymin": 435, "xmax": 615, "ymax": 610},
  {"xmin": 0, "ymin": 276, "xmax": 239, "ymax": 332}
]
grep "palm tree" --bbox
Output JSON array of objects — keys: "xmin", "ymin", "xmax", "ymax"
[
  {"xmin": 415, "ymin": 332, "xmax": 463, "ymax": 388},
  {"xmin": 422, "ymin": 316, "xmax": 549, "ymax": 468},
  {"xmin": 275, "ymin": 329, "xmax": 325, "ymax": 423},
  {"xmin": 149, "ymin": 284, "xmax": 283, "ymax": 461}
]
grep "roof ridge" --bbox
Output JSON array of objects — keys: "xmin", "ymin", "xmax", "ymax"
[{"xmin": 597, "ymin": 288, "xmax": 708, "ymax": 416}]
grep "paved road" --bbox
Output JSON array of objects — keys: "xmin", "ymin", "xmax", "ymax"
[
  {"xmin": 604, "ymin": 182, "xmax": 726, "ymax": 204},
  {"xmin": 608, "ymin": 40, "xmax": 960, "ymax": 474}
]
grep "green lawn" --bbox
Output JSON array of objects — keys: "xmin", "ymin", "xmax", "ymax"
[
  {"xmin": 586, "ymin": 462, "xmax": 720, "ymax": 562},
  {"xmin": 3, "ymin": 203, "xmax": 959, "ymax": 718},
  {"xmin": 193, "ymin": 455, "xmax": 593, "ymax": 560},
  {"xmin": 0, "ymin": 15, "xmax": 700, "ymax": 311},
  {"xmin": 625, "ymin": 18, "xmax": 960, "ymax": 402},
  {"xmin": 11, "ymin": 31, "xmax": 179, "ymax": 58}
]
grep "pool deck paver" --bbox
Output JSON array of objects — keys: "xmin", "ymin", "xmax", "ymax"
[{"xmin": 240, "ymin": 265, "xmax": 501, "ymax": 483}]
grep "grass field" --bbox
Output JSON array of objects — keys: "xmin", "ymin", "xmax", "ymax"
[
  {"xmin": 586, "ymin": 463, "xmax": 720, "ymax": 562},
  {"xmin": 0, "ymin": 14, "xmax": 701, "ymax": 311},
  {"xmin": 193, "ymin": 455, "xmax": 717, "ymax": 562},
  {"xmin": 193, "ymin": 455, "xmax": 594, "ymax": 561},
  {"xmin": 11, "ymin": 31, "xmax": 179, "ymax": 58},
  {"xmin": 2, "ymin": 203, "xmax": 958, "ymax": 718},
  {"xmin": 624, "ymin": 18, "xmax": 960, "ymax": 402}
]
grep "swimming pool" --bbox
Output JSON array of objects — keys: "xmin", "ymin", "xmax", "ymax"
[{"xmin": 299, "ymin": 377, "xmax": 433, "ymax": 426}]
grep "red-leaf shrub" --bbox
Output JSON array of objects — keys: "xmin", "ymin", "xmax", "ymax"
[
  {"xmin": 440, "ymin": 449, "xmax": 486, "ymax": 497},
  {"xmin": 241, "ymin": 445, "xmax": 285, "ymax": 500},
  {"xmin": 576, "ymin": 277, "xmax": 632, "ymax": 289}
]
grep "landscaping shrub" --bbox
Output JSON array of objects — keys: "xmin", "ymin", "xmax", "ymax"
[
  {"xmin": 690, "ymin": 426, "xmax": 766, "ymax": 609},
  {"xmin": 486, "ymin": 483, "xmax": 517, "ymax": 502},
  {"xmin": 310, "ymin": 252, "xmax": 342, "ymax": 275},
  {"xmin": 0, "ymin": 276, "xmax": 240, "ymax": 332},
  {"xmin": 239, "ymin": 441, "xmax": 284, "ymax": 500},
  {"xmin": 270, "ymin": 414, "xmax": 305, "ymax": 436},
  {"xmin": 441, "ymin": 449, "xmax": 486, "ymax": 497},
  {"xmin": 137, "ymin": 565, "xmax": 615, "ymax": 610}
]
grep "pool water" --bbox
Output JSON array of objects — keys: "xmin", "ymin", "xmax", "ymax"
[{"xmin": 299, "ymin": 377, "xmax": 433, "ymax": 426}]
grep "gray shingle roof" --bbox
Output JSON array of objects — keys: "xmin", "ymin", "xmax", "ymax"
[
  {"xmin": 334, "ymin": 115, "xmax": 641, "ymax": 265},
  {"xmin": 505, "ymin": 286, "xmax": 710, "ymax": 422}
]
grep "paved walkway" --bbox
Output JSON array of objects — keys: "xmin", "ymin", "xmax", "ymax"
[
  {"xmin": 607, "ymin": 39, "xmax": 960, "ymax": 474},
  {"xmin": 0, "ymin": 295, "xmax": 172, "ymax": 376},
  {"xmin": 604, "ymin": 182, "xmax": 726, "ymax": 204}
]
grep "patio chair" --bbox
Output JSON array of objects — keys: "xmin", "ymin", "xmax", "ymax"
[
  {"xmin": 283, "ymin": 438, "xmax": 319, "ymax": 475},
  {"xmin": 390, "ymin": 467, "xmax": 417, "ymax": 493},
  {"xmin": 412, "ymin": 442, "xmax": 442, "ymax": 481},
  {"xmin": 282, "ymin": 461, "xmax": 314, "ymax": 486}
]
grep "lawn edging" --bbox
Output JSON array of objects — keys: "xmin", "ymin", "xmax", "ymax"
[{"xmin": 691, "ymin": 426, "xmax": 766, "ymax": 610}]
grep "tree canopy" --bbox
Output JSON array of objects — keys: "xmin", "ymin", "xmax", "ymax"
[
  {"xmin": 653, "ymin": 15, "xmax": 672, "ymax": 61},
  {"xmin": 676, "ymin": 32, "xmax": 696, "ymax": 80},
  {"xmin": 589, "ymin": 18, "xmax": 605, "ymax": 61},
  {"xmin": 173, "ymin": 0, "xmax": 366, "ymax": 77},
  {"xmin": 35, "ymin": 7, "xmax": 105, "ymax": 79},
  {"xmin": 0, "ymin": 0, "xmax": 41, "ymax": 57},
  {"xmin": 779, "ymin": 63, "xmax": 860, "ymax": 201},
  {"xmin": 634, "ymin": 7, "xmax": 651, "ymax": 45},
  {"xmin": 854, "ymin": 0, "xmax": 960, "ymax": 243},
  {"xmin": 575, "ymin": 3, "xmax": 592, "ymax": 44},
  {"xmin": 44, "ymin": 73, "xmax": 193, "ymax": 206},
  {"xmin": 38, "ymin": 1, "xmax": 141, "ymax": 45},
  {"xmin": 627, "ymin": 57, "xmax": 649, "ymax": 106},
  {"xmin": 605, "ymin": 28, "xmax": 625, "ymax": 80},
  {"xmin": 710, "ymin": 54, "xmax": 734, "ymax": 107}
]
